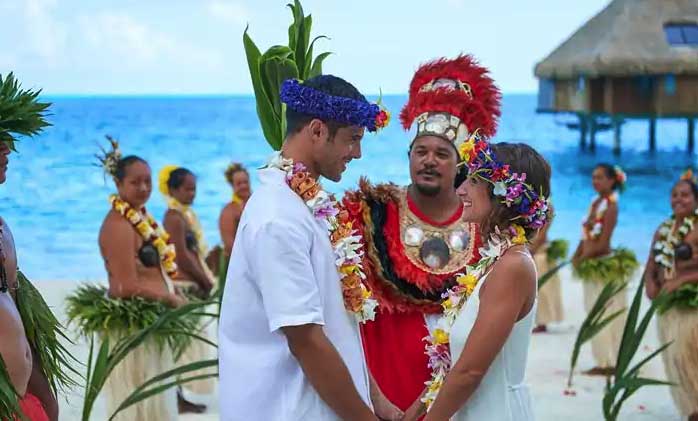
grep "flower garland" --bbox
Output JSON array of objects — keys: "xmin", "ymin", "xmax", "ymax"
[
  {"xmin": 267, "ymin": 153, "xmax": 377, "ymax": 323},
  {"xmin": 167, "ymin": 198, "xmax": 209, "ymax": 257},
  {"xmin": 653, "ymin": 208, "xmax": 698, "ymax": 270},
  {"xmin": 109, "ymin": 195, "xmax": 178, "ymax": 278},
  {"xmin": 582, "ymin": 193, "xmax": 617, "ymax": 240},
  {"xmin": 421, "ymin": 225, "xmax": 526, "ymax": 409}
]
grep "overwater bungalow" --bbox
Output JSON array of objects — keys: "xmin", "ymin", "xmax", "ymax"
[{"xmin": 535, "ymin": 0, "xmax": 698, "ymax": 153}]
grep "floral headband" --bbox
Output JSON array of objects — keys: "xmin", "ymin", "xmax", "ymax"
[
  {"xmin": 459, "ymin": 136, "xmax": 549, "ymax": 230},
  {"xmin": 280, "ymin": 79, "xmax": 389, "ymax": 132},
  {"xmin": 613, "ymin": 165, "xmax": 627, "ymax": 187},
  {"xmin": 680, "ymin": 168, "xmax": 697, "ymax": 185},
  {"xmin": 96, "ymin": 135, "xmax": 122, "ymax": 178}
]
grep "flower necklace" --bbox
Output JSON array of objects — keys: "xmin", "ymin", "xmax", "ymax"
[
  {"xmin": 109, "ymin": 195, "xmax": 178, "ymax": 278},
  {"xmin": 582, "ymin": 193, "xmax": 617, "ymax": 240},
  {"xmin": 167, "ymin": 198, "xmax": 208, "ymax": 257},
  {"xmin": 267, "ymin": 152, "xmax": 378, "ymax": 323},
  {"xmin": 653, "ymin": 208, "xmax": 698, "ymax": 271},
  {"xmin": 421, "ymin": 225, "xmax": 527, "ymax": 410}
]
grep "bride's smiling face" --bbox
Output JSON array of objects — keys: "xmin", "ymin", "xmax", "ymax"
[{"xmin": 456, "ymin": 176, "xmax": 492, "ymax": 224}]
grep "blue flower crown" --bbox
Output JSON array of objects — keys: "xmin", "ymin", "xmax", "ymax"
[{"xmin": 280, "ymin": 79, "xmax": 389, "ymax": 132}]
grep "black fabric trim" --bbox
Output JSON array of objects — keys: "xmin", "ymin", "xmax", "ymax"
[{"xmin": 367, "ymin": 198, "xmax": 451, "ymax": 303}]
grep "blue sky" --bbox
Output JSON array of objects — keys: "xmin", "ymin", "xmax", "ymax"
[{"xmin": 0, "ymin": 0, "xmax": 609, "ymax": 95}]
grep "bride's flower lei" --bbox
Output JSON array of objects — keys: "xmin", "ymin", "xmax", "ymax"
[
  {"xmin": 582, "ymin": 193, "xmax": 617, "ymax": 240},
  {"xmin": 421, "ymin": 224, "xmax": 526, "ymax": 410},
  {"xmin": 267, "ymin": 152, "xmax": 378, "ymax": 323},
  {"xmin": 110, "ymin": 195, "xmax": 178, "ymax": 278},
  {"xmin": 653, "ymin": 208, "xmax": 698, "ymax": 270}
]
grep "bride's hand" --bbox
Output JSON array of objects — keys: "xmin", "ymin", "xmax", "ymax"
[
  {"xmin": 370, "ymin": 387, "xmax": 403, "ymax": 420},
  {"xmin": 401, "ymin": 398, "xmax": 424, "ymax": 421}
]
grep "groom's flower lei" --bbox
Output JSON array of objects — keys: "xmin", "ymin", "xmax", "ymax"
[{"xmin": 268, "ymin": 152, "xmax": 378, "ymax": 323}]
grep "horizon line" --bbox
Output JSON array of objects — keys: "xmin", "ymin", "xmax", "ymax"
[{"xmin": 41, "ymin": 91, "xmax": 537, "ymax": 98}]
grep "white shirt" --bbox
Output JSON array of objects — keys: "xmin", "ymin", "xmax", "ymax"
[{"xmin": 219, "ymin": 167, "xmax": 371, "ymax": 421}]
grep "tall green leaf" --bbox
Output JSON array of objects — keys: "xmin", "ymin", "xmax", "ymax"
[
  {"xmin": 538, "ymin": 260, "xmax": 569, "ymax": 291},
  {"xmin": 309, "ymin": 52, "xmax": 332, "ymax": 79},
  {"xmin": 567, "ymin": 280, "xmax": 627, "ymax": 387}
]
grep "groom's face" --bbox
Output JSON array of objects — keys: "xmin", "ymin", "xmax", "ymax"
[{"xmin": 312, "ymin": 121, "xmax": 364, "ymax": 182}]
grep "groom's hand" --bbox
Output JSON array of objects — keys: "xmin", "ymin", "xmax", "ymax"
[{"xmin": 371, "ymin": 392, "xmax": 403, "ymax": 421}]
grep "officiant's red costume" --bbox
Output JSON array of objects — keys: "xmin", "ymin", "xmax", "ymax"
[{"xmin": 343, "ymin": 55, "xmax": 501, "ymax": 410}]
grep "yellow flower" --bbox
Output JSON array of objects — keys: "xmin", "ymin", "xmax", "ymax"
[
  {"xmin": 432, "ymin": 328, "xmax": 449, "ymax": 345},
  {"xmin": 362, "ymin": 287, "xmax": 372, "ymax": 299},
  {"xmin": 457, "ymin": 273, "xmax": 479, "ymax": 296},
  {"xmin": 511, "ymin": 224, "xmax": 527, "ymax": 245},
  {"xmin": 458, "ymin": 138, "xmax": 475, "ymax": 161},
  {"xmin": 442, "ymin": 297, "xmax": 453, "ymax": 309},
  {"xmin": 340, "ymin": 265, "xmax": 359, "ymax": 275}
]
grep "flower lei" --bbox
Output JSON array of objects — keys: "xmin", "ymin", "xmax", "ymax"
[
  {"xmin": 109, "ymin": 195, "xmax": 178, "ymax": 278},
  {"xmin": 167, "ymin": 198, "xmax": 209, "ymax": 257},
  {"xmin": 267, "ymin": 153, "xmax": 378, "ymax": 322},
  {"xmin": 421, "ymin": 225, "xmax": 527, "ymax": 409},
  {"xmin": 653, "ymin": 208, "xmax": 698, "ymax": 270},
  {"xmin": 582, "ymin": 193, "xmax": 617, "ymax": 240}
]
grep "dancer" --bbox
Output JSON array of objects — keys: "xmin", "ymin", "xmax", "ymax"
[
  {"xmin": 159, "ymin": 165, "xmax": 217, "ymax": 412},
  {"xmin": 531, "ymin": 218, "xmax": 565, "ymax": 333},
  {"xmin": 572, "ymin": 164, "xmax": 637, "ymax": 376},
  {"xmin": 645, "ymin": 170, "xmax": 698, "ymax": 421},
  {"xmin": 343, "ymin": 55, "xmax": 500, "ymax": 411}
]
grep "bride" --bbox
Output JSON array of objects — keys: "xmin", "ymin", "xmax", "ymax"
[{"xmin": 405, "ymin": 141, "xmax": 551, "ymax": 421}]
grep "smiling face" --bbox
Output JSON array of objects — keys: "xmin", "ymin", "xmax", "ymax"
[
  {"xmin": 232, "ymin": 170, "xmax": 251, "ymax": 200},
  {"xmin": 311, "ymin": 121, "xmax": 364, "ymax": 182},
  {"xmin": 409, "ymin": 135, "xmax": 458, "ymax": 197},
  {"xmin": 671, "ymin": 180, "xmax": 698, "ymax": 219},
  {"xmin": 456, "ymin": 175, "xmax": 493, "ymax": 225},
  {"xmin": 116, "ymin": 161, "xmax": 152, "ymax": 209}
]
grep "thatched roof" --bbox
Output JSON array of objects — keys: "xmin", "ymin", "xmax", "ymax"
[{"xmin": 535, "ymin": 0, "xmax": 698, "ymax": 79}]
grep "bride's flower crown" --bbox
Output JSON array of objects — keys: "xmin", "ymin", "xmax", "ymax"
[{"xmin": 459, "ymin": 136, "xmax": 549, "ymax": 230}]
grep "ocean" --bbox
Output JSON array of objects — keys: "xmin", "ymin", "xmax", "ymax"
[{"xmin": 1, "ymin": 94, "xmax": 693, "ymax": 281}]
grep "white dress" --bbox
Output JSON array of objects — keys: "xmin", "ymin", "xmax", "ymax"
[{"xmin": 449, "ymin": 251, "xmax": 537, "ymax": 421}]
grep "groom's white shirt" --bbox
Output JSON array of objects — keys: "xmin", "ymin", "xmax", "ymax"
[{"xmin": 219, "ymin": 167, "xmax": 370, "ymax": 420}]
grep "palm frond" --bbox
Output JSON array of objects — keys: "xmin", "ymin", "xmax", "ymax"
[
  {"xmin": 15, "ymin": 271, "xmax": 81, "ymax": 394},
  {"xmin": 0, "ymin": 73, "xmax": 51, "ymax": 150}
]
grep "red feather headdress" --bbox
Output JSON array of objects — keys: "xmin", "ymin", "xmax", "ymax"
[{"xmin": 400, "ymin": 55, "xmax": 501, "ymax": 145}]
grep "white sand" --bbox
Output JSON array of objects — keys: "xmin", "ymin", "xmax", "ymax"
[{"xmin": 39, "ymin": 269, "xmax": 678, "ymax": 421}]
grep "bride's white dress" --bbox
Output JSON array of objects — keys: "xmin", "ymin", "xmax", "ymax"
[{"xmin": 449, "ymin": 251, "xmax": 537, "ymax": 421}]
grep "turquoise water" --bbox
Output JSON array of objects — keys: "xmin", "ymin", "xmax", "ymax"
[{"xmin": 1, "ymin": 94, "xmax": 694, "ymax": 280}]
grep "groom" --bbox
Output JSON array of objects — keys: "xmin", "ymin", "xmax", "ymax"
[{"xmin": 219, "ymin": 75, "xmax": 397, "ymax": 420}]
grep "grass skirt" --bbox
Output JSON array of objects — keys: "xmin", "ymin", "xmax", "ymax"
[
  {"xmin": 534, "ymin": 249, "xmax": 564, "ymax": 325},
  {"xmin": 658, "ymin": 307, "xmax": 698, "ymax": 416},
  {"xmin": 103, "ymin": 334, "xmax": 177, "ymax": 421}
]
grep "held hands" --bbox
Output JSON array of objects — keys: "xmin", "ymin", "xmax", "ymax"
[{"xmin": 370, "ymin": 385, "xmax": 404, "ymax": 421}]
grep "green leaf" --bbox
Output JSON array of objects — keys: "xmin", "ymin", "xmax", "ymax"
[
  {"xmin": 0, "ymin": 72, "xmax": 51, "ymax": 149},
  {"xmin": 303, "ymin": 35, "xmax": 329, "ymax": 78},
  {"xmin": 309, "ymin": 52, "xmax": 332, "ymax": 78},
  {"xmin": 243, "ymin": 27, "xmax": 283, "ymax": 150}
]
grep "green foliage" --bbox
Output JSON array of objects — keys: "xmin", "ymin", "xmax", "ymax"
[
  {"xmin": 16, "ymin": 271, "xmax": 81, "ymax": 395},
  {"xmin": 602, "ymin": 284, "xmax": 671, "ymax": 420},
  {"xmin": 243, "ymin": 0, "xmax": 332, "ymax": 150},
  {"xmin": 66, "ymin": 284, "xmax": 200, "ymax": 356},
  {"xmin": 574, "ymin": 248, "xmax": 639, "ymax": 284},
  {"xmin": 79, "ymin": 299, "xmax": 217, "ymax": 421},
  {"xmin": 546, "ymin": 238, "xmax": 569, "ymax": 263},
  {"xmin": 0, "ymin": 72, "xmax": 51, "ymax": 151},
  {"xmin": 0, "ymin": 355, "xmax": 27, "ymax": 421},
  {"xmin": 568, "ymin": 280, "xmax": 627, "ymax": 387},
  {"xmin": 657, "ymin": 282, "xmax": 698, "ymax": 314}
]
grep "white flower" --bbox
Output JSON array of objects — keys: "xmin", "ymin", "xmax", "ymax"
[
  {"xmin": 493, "ymin": 182, "xmax": 507, "ymax": 196},
  {"xmin": 267, "ymin": 151, "xmax": 294, "ymax": 172}
]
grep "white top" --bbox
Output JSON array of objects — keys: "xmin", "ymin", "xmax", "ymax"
[
  {"xmin": 218, "ymin": 167, "xmax": 371, "ymax": 421},
  {"xmin": 449, "ymin": 251, "xmax": 537, "ymax": 421}
]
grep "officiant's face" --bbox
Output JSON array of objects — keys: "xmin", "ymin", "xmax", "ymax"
[
  {"xmin": 456, "ymin": 175, "xmax": 492, "ymax": 224},
  {"xmin": 314, "ymin": 122, "xmax": 364, "ymax": 182}
]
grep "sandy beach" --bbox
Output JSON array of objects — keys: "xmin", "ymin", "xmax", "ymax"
[{"xmin": 43, "ymin": 267, "xmax": 678, "ymax": 421}]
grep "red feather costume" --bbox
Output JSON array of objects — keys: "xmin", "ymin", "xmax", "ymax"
[{"xmin": 343, "ymin": 55, "xmax": 501, "ymax": 411}]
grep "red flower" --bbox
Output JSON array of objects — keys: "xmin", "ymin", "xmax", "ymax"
[
  {"xmin": 375, "ymin": 110, "xmax": 390, "ymax": 128},
  {"xmin": 491, "ymin": 165, "xmax": 510, "ymax": 181}
]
